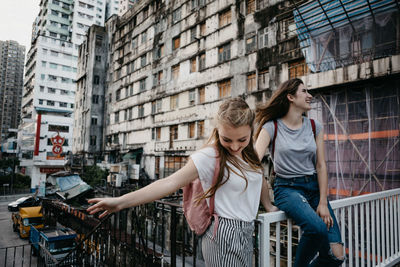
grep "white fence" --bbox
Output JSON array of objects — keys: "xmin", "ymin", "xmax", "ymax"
[{"xmin": 258, "ymin": 188, "xmax": 400, "ymax": 267}]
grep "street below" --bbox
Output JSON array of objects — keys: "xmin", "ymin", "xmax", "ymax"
[{"xmin": 0, "ymin": 197, "xmax": 38, "ymax": 266}]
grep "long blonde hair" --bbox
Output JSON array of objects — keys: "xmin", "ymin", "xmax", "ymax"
[
  {"xmin": 255, "ymin": 78, "xmax": 304, "ymax": 139},
  {"xmin": 198, "ymin": 97, "xmax": 262, "ymax": 201}
]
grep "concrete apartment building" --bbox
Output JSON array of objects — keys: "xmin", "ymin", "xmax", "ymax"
[
  {"xmin": 73, "ymin": 25, "xmax": 108, "ymax": 165},
  {"xmin": 119, "ymin": 0, "xmax": 136, "ymax": 16},
  {"xmin": 77, "ymin": 0, "xmax": 399, "ymax": 196},
  {"xmin": 0, "ymin": 40, "xmax": 25, "ymax": 147},
  {"xmin": 18, "ymin": 0, "xmax": 117, "ymax": 192}
]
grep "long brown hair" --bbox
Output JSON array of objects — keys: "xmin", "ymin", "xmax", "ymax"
[
  {"xmin": 198, "ymin": 97, "xmax": 262, "ymax": 201},
  {"xmin": 254, "ymin": 78, "xmax": 304, "ymax": 139}
]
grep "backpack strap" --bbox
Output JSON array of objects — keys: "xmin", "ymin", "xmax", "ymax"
[
  {"xmin": 310, "ymin": 119, "xmax": 316, "ymax": 139},
  {"xmin": 272, "ymin": 120, "xmax": 278, "ymax": 159},
  {"xmin": 209, "ymin": 146, "xmax": 220, "ymax": 238}
]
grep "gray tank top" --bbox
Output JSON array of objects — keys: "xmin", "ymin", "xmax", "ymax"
[{"xmin": 262, "ymin": 117, "xmax": 322, "ymax": 178}]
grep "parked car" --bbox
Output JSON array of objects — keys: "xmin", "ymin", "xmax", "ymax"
[{"xmin": 8, "ymin": 196, "xmax": 40, "ymax": 211}]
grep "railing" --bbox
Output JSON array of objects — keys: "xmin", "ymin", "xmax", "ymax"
[
  {"xmin": 258, "ymin": 188, "xmax": 400, "ymax": 267},
  {"xmin": 57, "ymin": 197, "xmax": 261, "ymax": 267}
]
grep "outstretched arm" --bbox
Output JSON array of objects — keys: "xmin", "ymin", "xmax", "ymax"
[
  {"xmin": 88, "ymin": 159, "xmax": 199, "ymax": 218},
  {"xmin": 256, "ymin": 129, "xmax": 278, "ymax": 212}
]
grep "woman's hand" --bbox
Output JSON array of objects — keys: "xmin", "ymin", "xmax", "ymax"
[
  {"xmin": 266, "ymin": 205, "xmax": 280, "ymax": 212},
  {"xmin": 87, "ymin": 197, "xmax": 122, "ymax": 219},
  {"xmin": 316, "ymin": 203, "xmax": 333, "ymax": 229}
]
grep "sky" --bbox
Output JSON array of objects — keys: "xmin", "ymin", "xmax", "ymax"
[{"xmin": 0, "ymin": 0, "xmax": 41, "ymax": 52}]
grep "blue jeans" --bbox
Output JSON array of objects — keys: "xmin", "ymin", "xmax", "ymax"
[{"xmin": 273, "ymin": 174, "xmax": 344, "ymax": 267}]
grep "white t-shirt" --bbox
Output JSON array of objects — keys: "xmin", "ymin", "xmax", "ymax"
[{"xmin": 190, "ymin": 146, "xmax": 263, "ymax": 222}]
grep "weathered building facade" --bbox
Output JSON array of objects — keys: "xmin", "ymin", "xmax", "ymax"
[
  {"xmin": 74, "ymin": 25, "xmax": 108, "ymax": 165},
  {"xmin": 77, "ymin": 0, "xmax": 399, "ymax": 196}
]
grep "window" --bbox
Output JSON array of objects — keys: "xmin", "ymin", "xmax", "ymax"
[
  {"xmin": 247, "ymin": 73, "xmax": 256, "ymax": 92},
  {"xmin": 170, "ymin": 125, "xmax": 178, "ymax": 140},
  {"xmin": 151, "ymin": 101, "xmax": 157, "ymax": 114},
  {"xmin": 198, "ymin": 120, "xmax": 205, "ymax": 138},
  {"xmin": 90, "ymin": 135, "xmax": 97, "ymax": 146},
  {"xmin": 49, "ymin": 32, "xmax": 57, "ymax": 38},
  {"xmin": 172, "ymin": 64, "xmax": 180, "ymax": 80},
  {"xmin": 60, "ymin": 102, "xmax": 68, "ymax": 108},
  {"xmin": 139, "ymin": 78, "xmax": 146, "ymax": 91},
  {"xmin": 200, "ymin": 22, "xmax": 206, "ymax": 36},
  {"xmin": 39, "ymin": 99, "xmax": 43, "ymax": 105},
  {"xmin": 48, "ymin": 75, "xmax": 57, "ymax": 81},
  {"xmin": 40, "ymin": 86, "xmax": 45, "ymax": 92},
  {"xmin": 172, "ymin": 7, "xmax": 181, "ymax": 23},
  {"xmin": 50, "ymin": 50, "xmax": 59, "ymax": 57},
  {"xmin": 138, "ymin": 105, "xmax": 144, "ymax": 117},
  {"xmin": 190, "ymin": 27, "xmax": 196, "ymax": 42},
  {"xmin": 154, "ymin": 44, "xmax": 164, "ymax": 59},
  {"xmin": 115, "ymin": 112, "xmax": 119, "ymax": 123},
  {"xmin": 190, "ymin": 57, "xmax": 196, "ymax": 73},
  {"xmin": 116, "ymin": 89, "xmax": 121, "ymax": 100},
  {"xmin": 132, "ymin": 37, "xmax": 138, "ymax": 49},
  {"xmin": 172, "ymin": 36, "xmax": 180, "ymax": 50},
  {"xmin": 155, "ymin": 127, "xmax": 161, "ymax": 140},
  {"xmin": 47, "ymin": 100, "xmax": 55, "ymax": 106},
  {"xmin": 48, "ymin": 88, "xmax": 56, "ymax": 93},
  {"xmin": 42, "ymin": 61, "xmax": 47, "ymax": 67},
  {"xmin": 219, "ymin": 9, "xmax": 231, "ymax": 27},
  {"xmin": 141, "ymin": 31, "xmax": 147, "ymax": 44},
  {"xmin": 164, "ymin": 156, "xmax": 187, "ymax": 177},
  {"xmin": 247, "ymin": 0, "xmax": 255, "ymax": 14},
  {"xmin": 92, "ymin": 95, "xmax": 99, "ymax": 104},
  {"xmin": 198, "ymin": 87, "xmax": 205, "ymax": 103},
  {"xmin": 188, "ymin": 122, "xmax": 196, "ymax": 138},
  {"xmin": 95, "ymin": 55, "xmax": 101, "ymax": 62},
  {"xmin": 218, "ymin": 43, "xmax": 231, "ymax": 63},
  {"xmin": 142, "ymin": 6, "xmax": 149, "ymax": 20},
  {"xmin": 91, "ymin": 117, "xmax": 98, "ymax": 125},
  {"xmin": 189, "ymin": 90, "xmax": 196, "ymax": 105},
  {"xmin": 258, "ymin": 69, "xmax": 269, "ymax": 89},
  {"xmin": 218, "ymin": 79, "xmax": 231, "ymax": 98},
  {"xmin": 259, "ymin": 27, "xmax": 268, "ymax": 48},
  {"xmin": 170, "ymin": 95, "xmax": 179, "ymax": 110},
  {"xmin": 141, "ymin": 54, "xmax": 147, "ymax": 67},
  {"xmin": 289, "ymin": 59, "xmax": 309, "ymax": 79},
  {"xmin": 246, "ymin": 36, "xmax": 256, "ymax": 53},
  {"xmin": 198, "ymin": 53, "xmax": 206, "ymax": 70},
  {"xmin": 49, "ymin": 125, "xmax": 69, "ymax": 132},
  {"xmin": 153, "ymin": 70, "xmax": 163, "ymax": 86},
  {"xmin": 94, "ymin": 75, "xmax": 100, "ymax": 85},
  {"xmin": 156, "ymin": 99, "xmax": 162, "ymax": 112}
]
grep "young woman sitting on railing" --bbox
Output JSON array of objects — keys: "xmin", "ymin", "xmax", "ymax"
[
  {"xmin": 88, "ymin": 97, "xmax": 277, "ymax": 266},
  {"xmin": 254, "ymin": 78, "xmax": 345, "ymax": 267}
]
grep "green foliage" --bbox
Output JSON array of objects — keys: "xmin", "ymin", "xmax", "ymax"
[
  {"xmin": 81, "ymin": 165, "xmax": 108, "ymax": 187},
  {"xmin": 0, "ymin": 173, "xmax": 31, "ymax": 188},
  {"xmin": 0, "ymin": 157, "xmax": 19, "ymax": 169}
]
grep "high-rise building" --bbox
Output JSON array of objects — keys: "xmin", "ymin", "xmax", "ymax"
[
  {"xmin": 18, "ymin": 0, "xmax": 116, "ymax": 192},
  {"xmin": 118, "ymin": 0, "xmax": 135, "ymax": 16},
  {"xmin": 0, "ymin": 40, "xmax": 25, "ymax": 144},
  {"xmin": 106, "ymin": 0, "xmax": 121, "ymax": 19},
  {"xmin": 73, "ymin": 25, "xmax": 108, "ymax": 164}
]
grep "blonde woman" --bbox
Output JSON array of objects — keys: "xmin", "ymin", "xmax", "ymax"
[{"xmin": 88, "ymin": 98, "xmax": 276, "ymax": 266}]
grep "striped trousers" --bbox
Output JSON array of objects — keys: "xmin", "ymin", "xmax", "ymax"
[{"xmin": 201, "ymin": 217, "xmax": 254, "ymax": 267}]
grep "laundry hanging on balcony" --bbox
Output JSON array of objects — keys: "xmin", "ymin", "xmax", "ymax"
[{"xmin": 293, "ymin": 0, "xmax": 399, "ymax": 72}]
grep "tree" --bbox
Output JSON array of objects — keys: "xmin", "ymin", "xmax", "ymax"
[{"xmin": 81, "ymin": 165, "xmax": 108, "ymax": 187}]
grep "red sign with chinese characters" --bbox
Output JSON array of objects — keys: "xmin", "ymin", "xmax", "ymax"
[{"xmin": 50, "ymin": 132, "xmax": 65, "ymax": 156}]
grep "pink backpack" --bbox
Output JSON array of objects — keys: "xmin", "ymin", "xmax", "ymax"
[{"xmin": 183, "ymin": 147, "xmax": 220, "ymax": 236}]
